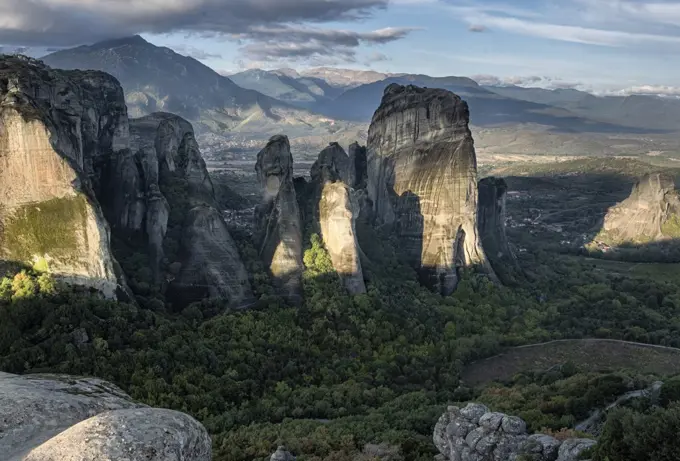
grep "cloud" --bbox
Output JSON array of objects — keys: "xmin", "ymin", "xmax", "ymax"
[
  {"xmin": 168, "ymin": 44, "xmax": 221, "ymax": 60},
  {"xmin": 0, "ymin": 0, "xmax": 393, "ymax": 47},
  {"xmin": 612, "ymin": 85, "xmax": 680, "ymax": 98},
  {"xmin": 472, "ymin": 74, "xmax": 585, "ymax": 90},
  {"xmin": 364, "ymin": 51, "xmax": 391, "ymax": 66},
  {"xmin": 234, "ymin": 25, "xmax": 417, "ymax": 63},
  {"xmin": 465, "ymin": 13, "xmax": 680, "ymax": 47},
  {"xmin": 468, "ymin": 24, "xmax": 487, "ymax": 32}
]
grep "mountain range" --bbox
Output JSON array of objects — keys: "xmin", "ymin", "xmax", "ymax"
[{"xmin": 35, "ymin": 35, "xmax": 680, "ymax": 156}]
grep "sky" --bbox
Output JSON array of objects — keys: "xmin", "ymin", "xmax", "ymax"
[{"xmin": 0, "ymin": 0, "xmax": 679, "ymax": 95}]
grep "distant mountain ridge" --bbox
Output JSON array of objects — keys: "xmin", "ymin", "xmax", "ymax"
[{"xmin": 41, "ymin": 36, "xmax": 335, "ymax": 139}]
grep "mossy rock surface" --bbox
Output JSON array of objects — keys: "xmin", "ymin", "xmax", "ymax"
[{"xmin": 1, "ymin": 195, "xmax": 88, "ymax": 264}]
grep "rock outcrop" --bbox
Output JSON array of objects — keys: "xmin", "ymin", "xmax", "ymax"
[
  {"xmin": 366, "ymin": 83, "xmax": 497, "ymax": 294},
  {"xmin": 255, "ymin": 135, "xmax": 304, "ymax": 300},
  {"xmin": 270, "ymin": 445, "xmax": 296, "ymax": 461},
  {"xmin": 309, "ymin": 143, "xmax": 366, "ymax": 294},
  {"xmin": 0, "ymin": 55, "xmax": 129, "ymax": 299},
  {"xmin": 0, "ymin": 372, "xmax": 211, "ymax": 461},
  {"xmin": 0, "ymin": 56, "xmax": 251, "ymax": 305},
  {"xmin": 128, "ymin": 113, "xmax": 252, "ymax": 306},
  {"xmin": 173, "ymin": 205, "xmax": 253, "ymax": 305},
  {"xmin": 434, "ymin": 403, "xmax": 596, "ymax": 461},
  {"xmin": 594, "ymin": 173, "xmax": 680, "ymax": 245},
  {"xmin": 477, "ymin": 177, "xmax": 519, "ymax": 278},
  {"xmin": 24, "ymin": 408, "xmax": 211, "ymax": 461}
]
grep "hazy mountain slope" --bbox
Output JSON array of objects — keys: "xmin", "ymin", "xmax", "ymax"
[
  {"xmin": 323, "ymin": 75, "xmax": 664, "ymax": 134},
  {"xmin": 229, "ymin": 69, "xmax": 320, "ymax": 105},
  {"xmin": 41, "ymin": 36, "xmax": 329, "ymax": 136},
  {"xmin": 486, "ymin": 85, "xmax": 680, "ymax": 131}
]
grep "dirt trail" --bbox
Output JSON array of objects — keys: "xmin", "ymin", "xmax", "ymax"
[{"xmin": 461, "ymin": 339, "xmax": 680, "ymax": 387}]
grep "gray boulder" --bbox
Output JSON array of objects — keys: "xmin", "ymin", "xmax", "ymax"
[
  {"xmin": 0, "ymin": 372, "xmax": 211, "ymax": 461},
  {"xmin": 434, "ymin": 403, "xmax": 596, "ymax": 461},
  {"xmin": 556, "ymin": 439, "xmax": 597, "ymax": 461},
  {"xmin": 270, "ymin": 445, "xmax": 296, "ymax": 461},
  {"xmin": 24, "ymin": 408, "xmax": 211, "ymax": 461}
]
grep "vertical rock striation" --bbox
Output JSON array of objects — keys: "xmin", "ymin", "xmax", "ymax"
[
  {"xmin": 309, "ymin": 143, "xmax": 366, "ymax": 294},
  {"xmin": 255, "ymin": 135, "xmax": 304, "ymax": 301},
  {"xmin": 0, "ymin": 55, "xmax": 129, "ymax": 299},
  {"xmin": 129, "ymin": 112, "xmax": 252, "ymax": 306},
  {"xmin": 366, "ymin": 83, "xmax": 497, "ymax": 294},
  {"xmin": 0, "ymin": 56, "xmax": 251, "ymax": 304},
  {"xmin": 477, "ymin": 177, "xmax": 519, "ymax": 278}
]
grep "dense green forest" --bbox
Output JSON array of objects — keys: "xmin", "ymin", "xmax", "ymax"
[{"xmin": 3, "ymin": 219, "xmax": 680, "ymax": 460}]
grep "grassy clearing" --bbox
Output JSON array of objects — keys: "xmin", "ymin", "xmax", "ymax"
[{"xmin": 462, "ymin": 339, "xmax": 680, "ymax": 387}]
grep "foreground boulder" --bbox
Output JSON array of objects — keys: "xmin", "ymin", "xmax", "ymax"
[
  {"xmin": 593, "ymin": 173, "xmax": 680, "ymax": 246},
  {"xmin": 0, "ymin": 372, "xmax": 211, "ymax": 461},
  {"xmin": 434, "ymin": 403, "xmax": 596, "ymax": 461},
  {"xmin": 0, "ymin": 55, "xmax": 129, "ymax": 299},
  {"xmin": 255, "ymin": 135, "xmax": 304, "ymax": 301},
  {"xmin": 366, "ymin": 84, "xmax": 497, "ymax": 294},
  {"xmin": 24, "ymin": 408, "xmax": 211, "ymax": 461}
]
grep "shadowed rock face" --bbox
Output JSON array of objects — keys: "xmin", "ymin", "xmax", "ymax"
[
  {"xmin": 478, "ymin": 177, "xmax": 518, "ymax": 272},
  {"xmin": 255, "ymin": 135, "xmax": 304, "ymax": 300},
  {"xmin": 0, "ymin": 55, "xmax": 130, "ymax": 299},
  {"xmin": 348, "ymin": 142, "xmax": 368, "ymax": 190},
  {"xmin": 0, "ymin": 372, "xmax": 211, "ymax": 461},
  {"xmin": 311, "ymin": 142, "xmax": 351, "ymax": 185},
  {"xmin": 129, "ymin": 112, "xmax": 252, "ymax": 305},
  {"xmin": 366, "ymin": 83, "xmax": 496, "ymax": 294},
  {"xmin": 595, "ymin": 173, "xmax": 680, "ymax": 245},
  {"xmin": 174, "ymin": 205, "xmax": 253, "ymax": 305}
]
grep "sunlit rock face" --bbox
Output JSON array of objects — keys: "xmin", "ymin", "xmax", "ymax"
[
  {"xmin": 594, "ymin": 173, "xmax": 680, "ymax": 246},
  {"xmin": 309, "ymin": 143, "xmax": 366, "ymax": 294},
  {"xmin": 255, "ymin": 135, "xmax": 304, "ymax": 301},
  {"xmin": 366, "ymin": 83, "xmax": 497, "ymax": 294},
  {"xmin": 0, "ymin": 55, "xmax": 129, "ymax": 299}
]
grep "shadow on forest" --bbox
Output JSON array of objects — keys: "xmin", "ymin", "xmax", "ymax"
[{"xmin": 502, "ymin": 171, "xmax": 680, "ymax": 264}]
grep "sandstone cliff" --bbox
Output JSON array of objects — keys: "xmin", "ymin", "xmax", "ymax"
[
  {"xmin": 255, "ymin": 135, "xmax": 304, "ymax": 300},
  {"xmin": 366, "ymin": 83, "xmax": 497, "ymax": 294},
  {"xmin": 128, "ymin": 113, "xmax": 253, "ymax": 306},
  {"xmin": 309, "ymin": 143, "xmax": 366, "ymax": 294},
  {"xmin": 0, "ymin": 55, "xmax": 129, "ymax": 299},
  {"xmin": 434, "ymin": 403, "xmax": 596, "ymax": 461},
  {"xmin": 0, "ymin": 372, "xmax": 211, "ymax": 461},
  {"xmin": 477, "ymin": 177, "xmax": 520, "ymax": 278},
  {"xmin": 593, "ymin": 173, "xmax": 680, "ymax": 246}
]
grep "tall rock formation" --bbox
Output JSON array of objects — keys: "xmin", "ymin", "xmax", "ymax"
[
  {"xmin": 128, "ymin": 112, "xmax": 253, "ymax": 306},
  {"xmin": 366, "ymin": 83, "xmax": 497, "ymax": 294},
  {"xmin": 0, "ymin": 55, "xmax": 129, "ymax": 299},
  {"xmin": 255, "ymin": 135, "xmax": 304, "ymax": 301},
  {"xmin": 477, "ymin": 177, "xmax": 519, "ymax": 278},
  {"xmin": 0, "ymin": 56, "xmax": 251, "ymax": 305},
  {"xmin": 0, "ymin": 372, "xmax": 211, "ymax": 461},
  {"xmin": 593, "ymin": 173, "xmax": 680, "ymax": 246},
  {"xmin": 310, "ymin": 143, "xmax": 366, "ymax": 294}
]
